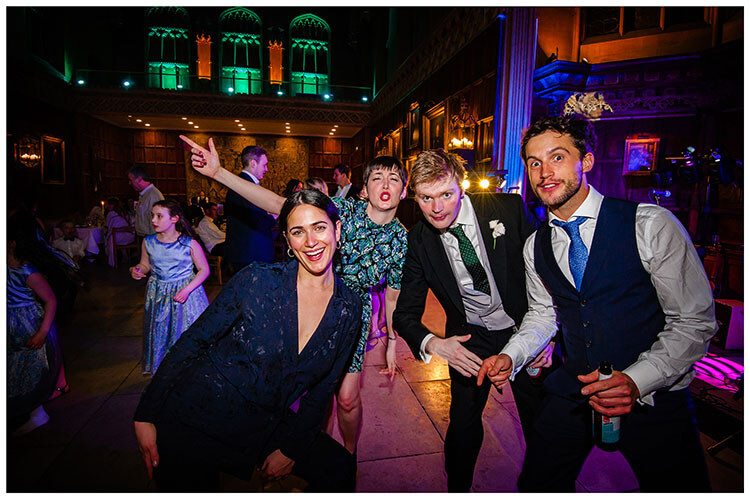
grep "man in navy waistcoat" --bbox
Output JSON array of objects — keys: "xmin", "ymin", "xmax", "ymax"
[{"xmin": 478, "ymin": 115, "xmax": 717, "ymax": 492}]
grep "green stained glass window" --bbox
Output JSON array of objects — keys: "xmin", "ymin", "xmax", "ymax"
[{"xmin": 289, "ymin": 14, "xmax": 331, "ymax": 96}]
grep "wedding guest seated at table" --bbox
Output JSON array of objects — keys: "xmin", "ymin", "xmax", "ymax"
[
  {"xmin": 105, "ymin": 198, "xmax": 136, "ymax": 267},
  {"xmin": 123, "ymin": 198, "xmax": 137, "ymax": 226},
  {"xmin": 196, "ymin": 203, "xmax": 226, "ymax": 257},
  {"xmin": 305, "ymin": 177, "xmax": 329, "ymax": 196},
  {"xmin": 86, "ymin": 202, "xmax": 106, "ymax": 226},
  {"xmin": 133, "ymin": 190, "xmax": 360, "ymax": 492},
  {"xmin": 52, "ymin": 220, "xmax": 85, "ymax": 265}
]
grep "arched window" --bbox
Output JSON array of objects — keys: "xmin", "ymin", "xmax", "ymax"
[
  {"xmin": 219, "ymin": 8, "xmax": 263, "ymax": 95},
  {"xmin": 289, "ymin": 14, "xmax": 330, "ymax": 96},
  {"xmin": 145, "ymin": 7, "xmax": 190, "ymax": 90}
]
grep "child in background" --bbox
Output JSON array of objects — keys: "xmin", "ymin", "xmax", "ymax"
[
  {"xmin": 7, "ymin": 231, "xmax": 64, "ymax": 435},
  {"xmin": 130, "ymin": 200, "xmax": 210, "ymax": 376}
]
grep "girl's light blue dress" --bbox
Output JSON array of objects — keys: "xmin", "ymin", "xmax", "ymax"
[
  {"xmin": 142, "ymin": 235, "xmax": 209, "ymax": 375},
  {"xmin": 7, "ymin": 263, "xmax": 61, "ymax": 417}
]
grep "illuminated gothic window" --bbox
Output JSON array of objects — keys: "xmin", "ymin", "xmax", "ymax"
[
  {"xmin": 289, "ymin": 14, "xmax": 331, "ymax": 96},
  {"xmin": 146, "ymin": 7, "xmax": 191, "ymax": 90},
  {"xmin": 219, "ymin": 8, "xmax": 262, "ymax": 95}
]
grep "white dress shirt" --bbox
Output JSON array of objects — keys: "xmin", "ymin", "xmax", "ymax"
[
  {"xmin": 420, "ymin": 195, "xmax": 515, "ymax": 363},
  {"xmin": 334, "ymin": 183, "xmax": 352, "ymax": 198},
  {"xmin": 502, "ymin": 187, "xmax": 717, "ymax": 405},
  {"xmin": 52, "ymin": 236, "xmax": 86, "ymax": 260},
  {"xmin": 245, "ymin": 171, "xmax": 260, "ymax": 185},
  {"xmin": 197, "ymin": 216, "xmax": 226, "ymax": 253}
]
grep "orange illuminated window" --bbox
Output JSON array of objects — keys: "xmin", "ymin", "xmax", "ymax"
[
  {"xmin": 268, "ymin": 41, "xmax": 284, "ymax": 85},
  {"xmin": 196, "ymin": 34, "xmax": 212, "ymax": 80}
]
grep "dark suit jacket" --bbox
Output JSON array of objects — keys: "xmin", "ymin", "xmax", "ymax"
[
  {"xmin": 394, "ymin": 193, "xmax": 535, "ymax": 359},
  {"xmin": 224, "ymin": 171, "xmax": 276, "ymax": 265},
  {"xmin": 134, "ymin": 261, "xmax": 362, "ymax": 463}
]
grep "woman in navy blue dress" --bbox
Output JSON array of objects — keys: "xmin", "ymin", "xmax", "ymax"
[{"xmin": 133, "ymin": 190, "xmax": 361, "ymax": 491}]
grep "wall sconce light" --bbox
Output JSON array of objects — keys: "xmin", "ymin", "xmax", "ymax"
[
  {"xmin": 15, "ymin": 136, "xmax": 41, "ymax": 168},
  {"xmin": 448, "ymin": 96, "xmax": 477, "ymax": 150}
]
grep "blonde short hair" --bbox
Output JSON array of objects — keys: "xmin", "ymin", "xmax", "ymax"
[{"xmin": 409, "ymin": 149, "xmax": 465, "ymax": 190}]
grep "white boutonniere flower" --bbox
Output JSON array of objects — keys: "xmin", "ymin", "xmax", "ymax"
[{"xmin": 488, "ymin": 220, "xmax": 505, "ymax": 249}]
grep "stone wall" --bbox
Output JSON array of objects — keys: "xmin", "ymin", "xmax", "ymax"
[{"xmin": 182, "ymin": 132, "xmax": 309, "ymax": 205}]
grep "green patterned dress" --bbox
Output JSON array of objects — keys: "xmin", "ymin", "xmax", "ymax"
[{"xmin": 332, "ymin": 197, "xmax": 408, "ymax": 373}]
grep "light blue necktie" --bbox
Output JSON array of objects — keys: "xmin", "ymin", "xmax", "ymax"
[{"xmin": 552, "ymin": 217, "xmax": 588, "ymax": 290}]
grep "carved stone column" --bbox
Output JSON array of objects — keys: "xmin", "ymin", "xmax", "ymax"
[{"xmin": 494, "ymin": 8, "xmax": 537, "ymax": 196}]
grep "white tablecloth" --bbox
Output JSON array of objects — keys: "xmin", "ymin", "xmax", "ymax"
[{"xmin": 53, "ymin": 227, "xmax": 102, "ymax": 255}]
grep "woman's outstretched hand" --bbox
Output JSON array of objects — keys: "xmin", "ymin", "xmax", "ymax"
[
  {"xmin": 134, "ymin": 421, "xmax": 160, "ymax": 480},
  {"xmin": 179, "ymin": 135, "xmax": 221, "ymax": 179}
]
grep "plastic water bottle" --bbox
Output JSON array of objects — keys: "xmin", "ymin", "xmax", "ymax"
[{"xmin": 592, "ymin": 360, "xmax": 620, "ymax": 451}]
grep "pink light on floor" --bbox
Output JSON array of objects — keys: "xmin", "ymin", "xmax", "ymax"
[{"xmin": 694, "ymin": 353, "xmax": 743, "ymax": 392}]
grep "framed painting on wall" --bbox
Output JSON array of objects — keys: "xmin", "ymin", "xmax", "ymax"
[
  {"xmin": 389, "ymin": 127, "xmax": 403, "ymax": 160},
  {"xmin": 423, "ymin": 104, "xmax": 446, "ymax": 150},
  {"xmin": 41, "ymin": 135, "xmax": 66, "ymax": 184},
  {"xmin": 623, "ymin": 137, "xmax": 659, "ymax": 176},
  {"xmin": 407, "ymin": 102, "xmax": 421, "ymax": 150}
]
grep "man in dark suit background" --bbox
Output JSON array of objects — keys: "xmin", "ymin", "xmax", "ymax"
[
  {"xmin": 224, "ymin": 146, "xmax": 276, "ymax": 272},
  {"xmin": 393, "ymin": 149, "xmax": 551, "ymax": 492},
  {"xmin": 332, "ymin": 163, "xmax": 361, "ymax": 200}
]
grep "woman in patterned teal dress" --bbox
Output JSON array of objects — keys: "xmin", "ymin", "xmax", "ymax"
[
  {"xmin": 130, "ymin": 200, "xmax": 210, "ymax": 375},
  {"xmin": 179, "ymin": 135, "xmax": 409, "ymax": 456}
]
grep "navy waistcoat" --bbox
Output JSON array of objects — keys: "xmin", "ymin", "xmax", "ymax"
[{"xmin": 534, "ymin": 197, "xmax": 665, "ymax": 385}]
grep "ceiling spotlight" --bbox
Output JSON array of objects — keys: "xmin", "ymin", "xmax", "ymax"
[
  {"xmin": 334, "ymin": 125, "xmax": 339, "ymax": 128},
  {"xmin": 329, "ymin": 132, "xmax": 334, "ymax": 135},
  {"xmin": 461, "ymin": 179, "xmax": 470, "ymax": 190},
  {"xmin": 331, "ymin": 129, "xmax": 336, "ymax": 132},
  {"xmin": 181, "ymin": 117, "xmax": 187, "ymax": 120},
  {"xmin": 193, "ymin": 125, "xmax": 199, "ymax": 129},
  {"xmin": 144, "ymin": 123, "xmax": 151, "ymax": 127},
  {"xmin": 479, "ymin": 178, "xmax": 490, "ymax": 189},
  {"xmin": 136, "ymin": 119, "xmax": 142, "ymax": 122},
  {"xmin": 187, "ymin": 121, "xmax": 193, "ymax": 125},
  {"xmin": 285, "ymin": 122, "xmax": 290, "ymax": 125},
  {"xmin": 285, "ymin": 130, "xmax": 290, "ymax": 133},
  {"xmin": 128, "ymin": 115, "xmax": 132, "ymax": 118},
  {"xmin": 234, "ymin": 119, "xmax": 240, "ymax": 122},
  {"xmin": 241, "ymin": 128, "xmax": 246, "ymax": 131}
]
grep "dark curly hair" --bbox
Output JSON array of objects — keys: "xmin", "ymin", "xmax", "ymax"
[{"xmin": 521, "ymin": 115, "xmax": 597, "ymax": 162}]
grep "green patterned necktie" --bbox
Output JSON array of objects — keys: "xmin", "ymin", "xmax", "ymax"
[{"xmin": 448, "ymin": 225, "xmax": 491, "ymax": 295}]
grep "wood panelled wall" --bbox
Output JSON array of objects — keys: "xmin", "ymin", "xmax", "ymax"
[{"xmin": 76, "ymin": 117, "xmax": 186, "ymax": 210}]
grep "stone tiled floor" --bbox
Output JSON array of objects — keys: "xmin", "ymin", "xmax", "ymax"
[{"xmin": 7, "ymin": 261, "xmax": 743, "ymax": 492}]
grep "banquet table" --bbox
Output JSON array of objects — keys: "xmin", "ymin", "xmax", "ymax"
[{"xmin": 53, "ymin": 226, "xmax": 102, "ymax": 255}]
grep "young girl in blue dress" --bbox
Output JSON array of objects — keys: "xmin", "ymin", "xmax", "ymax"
[
  {"xmin": 7, "ymin": 229, "xmax": 64, "ymax": 435},
  {"xmin": 130, "ymin": 200, "xmax": 210, "ymax": 376}
]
